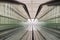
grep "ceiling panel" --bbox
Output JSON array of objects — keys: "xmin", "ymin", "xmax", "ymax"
[
  {"xmin": 11, "ymin": 5, "xmax": 29, "ymax": 19},
  {"xmin": 0, "ymin": 2, "xmax": 27, "ymax": 21},
  {"xmin": 37, "ymin": 5, "xmax": 54, "ymax": 19},
  {"xmin": 16, "ymin": 0, "xmax": 51, "ymax": 18},
  {"xmin": 38, "ymin": 6, "xmax": 60, "ymax": 21}
]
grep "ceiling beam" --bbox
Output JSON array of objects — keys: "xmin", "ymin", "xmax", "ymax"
[
  {"xmin": 35, "ymin": 0, "xmax": 60, "ymax": 19},
  {"xmin": 38, "ymin": 7, "xmax": 56, "ymax": 19},
  {"xmin": 0, "ymin": 0, "xmax": 31, "ymax": 19}
]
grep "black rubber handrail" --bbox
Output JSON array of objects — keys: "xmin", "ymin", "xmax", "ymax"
[{"xmin": 32, "ymin": 26, "xmax": 34, "ymax": 40}]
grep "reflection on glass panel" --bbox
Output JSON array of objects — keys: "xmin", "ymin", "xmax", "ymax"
[
  {"xmin": 38, "ymin": 5, "xmax": 60, "ymax": 30},
  {"xmin": 0, "ymin": 2, "xmax": 26, "ymax": 31}
]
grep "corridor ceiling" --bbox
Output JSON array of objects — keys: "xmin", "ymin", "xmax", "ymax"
[
  {"xmin": 0, "ymin": 0, "xmax": 59, "ymax": 22},
  {"xmin": 16, "ymin": 0, "xmax": 51, "ymax": 19}
]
